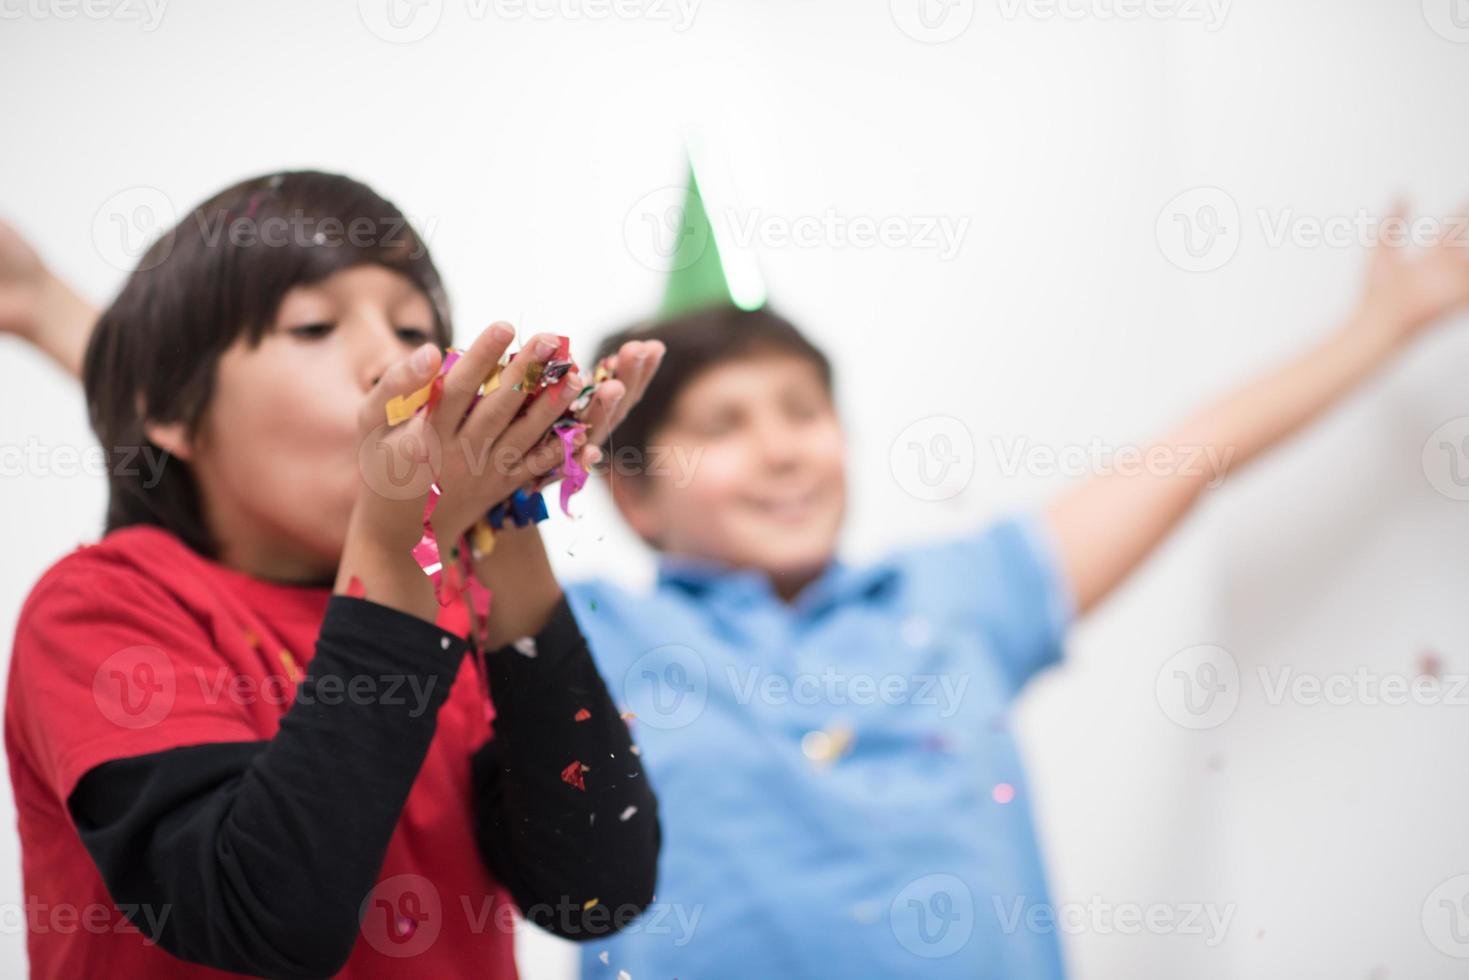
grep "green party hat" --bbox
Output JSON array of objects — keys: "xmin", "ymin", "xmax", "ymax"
[{"xmin": 659, "ymin": 147, "xmax": 767, "ymax": 317}]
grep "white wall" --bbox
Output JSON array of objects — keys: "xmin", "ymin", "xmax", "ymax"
[{"xmin": 2, "ymin": 1, "xmax": 1468, "ymax": 976}]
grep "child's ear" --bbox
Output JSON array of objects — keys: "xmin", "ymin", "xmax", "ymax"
[{"xmin": 141, "ymin": 420, "xmax": 194, "ymax": 462}]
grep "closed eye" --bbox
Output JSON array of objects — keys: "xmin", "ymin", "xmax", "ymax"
[{"xmin": 287, "ymin": 322, "xmax": 334, "ymax": 340}]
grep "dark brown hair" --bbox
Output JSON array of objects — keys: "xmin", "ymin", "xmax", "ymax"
[
  {"xmin": 593, "ymin": 305, "xmax": 834, "ymax": 477},
  {"xmin": 83, "ymin": 170, "xmax": 453, "ymax": 556}
]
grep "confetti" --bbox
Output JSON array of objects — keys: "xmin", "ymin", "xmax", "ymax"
[
  {"xmin": 551, "ymin": 421, "xmax": 590, "ymax": 516},
  {"xmin": 513, "ymin": 636, "xmax": 538, "ymax": 658},
  {"xmin": 574, "ymin": 708, "xmax": 592, "ymax": 722},
  {"xmin": 617, "ymin": 972, "xmax": 630, "ymax": 980},
  {"xmin": 992, "ymin": 783, "xmax": 1016, "ymax": 805},
  {"xmin": 561, "ymin": 761, "xmax": 587, "ymax": 791},
  {"xmin": 598, "ymin": 951, "xmax": 610, "ymax": 965},
  {"xmin": 346, "ymin": 575, "xmax": 366, "ymax": 599},
  {"xmin": 619, "ymin": 805, "xmax": 638, "ymax": 822},
  {"xmin": 1419, "ymin": 649, "xmax": 1443, "ymax": 681},
  {"xmin": 582, "ymin": 897, "xmax": 599, "ymax": 911},
  {"xmin": 278, "ymin": 650, "xmax": 303, "ymax": 685},
  {"xmin": 801, "ymin": 724, "xmax": 855, "ymax": 767}
]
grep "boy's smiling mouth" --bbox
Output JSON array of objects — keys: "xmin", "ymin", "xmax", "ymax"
[{"xmin": 743, "ymin": 487, "xmax": 825, "ymax": 524}]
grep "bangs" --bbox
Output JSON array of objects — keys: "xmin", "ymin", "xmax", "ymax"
[{"xmin": 187, "ymin": 171, "xmax": 452, "ymax": 348}]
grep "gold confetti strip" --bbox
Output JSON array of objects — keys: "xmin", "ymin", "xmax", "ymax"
[
  {"xmin": 471, "ymin": 521, "xmax": 496, "ymax": 557},
  {"xmin": 278, "ymin": 649, "xmax": 303, "ymax": 684},
  {"xmin": 385, "ymin": 382, "xmax": 434, "ymax": 426},
  {"xmin": 582, "ymin": 897, "xmax": 599, "ymax": 911}
]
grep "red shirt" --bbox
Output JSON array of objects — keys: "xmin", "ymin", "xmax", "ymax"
[{"xmin": 5, "ymin": 525, "xmax": 519, "ymax": 979}]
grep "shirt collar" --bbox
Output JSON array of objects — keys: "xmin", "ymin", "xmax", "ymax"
[{"xmin": 655, "ymin": 552, "xmax": 901, "ymax": 615}]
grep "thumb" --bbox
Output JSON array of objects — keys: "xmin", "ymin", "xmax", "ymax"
[{"xmin": 362, "ymin": 343, "xmax": 442, "ymax": 430}]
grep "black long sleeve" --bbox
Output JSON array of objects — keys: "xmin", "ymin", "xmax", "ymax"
[
  {"xmin": 473, "ymin": 595, "xmax": 660, "ymax": 942},
  {"xmin": 67, "ymin": 596, "xmax": 467, "ymax": 980}
]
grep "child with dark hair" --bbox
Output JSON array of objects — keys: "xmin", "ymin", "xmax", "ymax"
[
  {"xmin": 7, "ymin": 194, "xmax": 1469, "ymax": 978},
  {"xmin": 0, "ymin": 172, "xmax": 665, "ymax": 979}
]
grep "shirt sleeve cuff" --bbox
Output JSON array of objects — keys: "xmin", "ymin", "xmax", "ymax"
[
  {"xmin": 484, "ymin": 594, "xmax": 590, "ymax": 692},
  {"xmin": 1008, "ymin": 509, "xmax": 1077, "ymax": 651}
]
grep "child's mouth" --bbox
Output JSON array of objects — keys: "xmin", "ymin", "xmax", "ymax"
[{"xmin": 745, "ymin": 489, "xmax": 821, "ymax": 525}]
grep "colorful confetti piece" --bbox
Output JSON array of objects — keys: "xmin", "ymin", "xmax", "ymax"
[{"xmin": 561, "ymin": 761, "xmax": 587, "ymax": 791}]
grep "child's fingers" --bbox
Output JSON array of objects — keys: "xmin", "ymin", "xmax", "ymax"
[
  {"xmin": 521, "ymin": 424, "xmax": 588, "ymax": 482},
  {"xmin": 456, "ymin": 332, "xmax": 561, "ymax": 446},
  {"xmin": 434, "ymin": 322, "xmax": 516, "ymax": 437},
  {"xmin": 361, "ymin": 343, "xmax": 441, "ymax": 432},
  {"xmin": 579, "ymin": 379, "xmax": 626, "ymax": 448},
  {"xmin": 602, "ymin": 340, "xmax": 665, "ymax": 436},
  {"xmin": 496, "ymin": 369, "xmax": 583, "ymax": 467}
]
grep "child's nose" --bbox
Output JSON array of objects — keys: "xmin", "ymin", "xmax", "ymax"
[{"xmin": 358, "ymin": 322, "xmax": 410, "ymax": 393}]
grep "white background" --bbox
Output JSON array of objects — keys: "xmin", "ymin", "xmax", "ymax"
[{"xmin": 3, "ymin": 0, "xmax": 1469, "ymax": 976}]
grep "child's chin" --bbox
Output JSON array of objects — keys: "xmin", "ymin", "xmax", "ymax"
[{"xmin": 743, "ymin": 535, "xmax": 838, "ymax": 580}]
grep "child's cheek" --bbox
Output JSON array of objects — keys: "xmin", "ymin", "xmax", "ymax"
[{"xmin": 686, "ymin": 441, "xmax": 749, "ymax": 505}]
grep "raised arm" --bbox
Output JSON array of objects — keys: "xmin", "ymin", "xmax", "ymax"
[
  {"xmin": 1046, "ymin": 204, "xmax": 1469, "ymax": 616},
  {"xmin": 0, "ymin": 218, "xmax": 97, "ymax": 376}
]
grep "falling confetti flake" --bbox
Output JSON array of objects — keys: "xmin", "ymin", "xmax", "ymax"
[
  {"xmin": 992, "ymin": 783, "xmax": 1016, "ymax": 805},
  {"xmin": 574, "ymin": 708, "xmax": 592, "ymax": 722},
  {"xmin": 1419, "ymin": 649, "xmax": 1443, "ymax": 681},
  {"xmin": 347, "ymin": 575, "xmax": 366, "ymax": 598},
  {"xmin": 513, "ymin": 636, "xmax": 538, "ymax": 658},
  {"xmin": 598, "ymin": 951, "xmax": 610, "ymax": 965},
  {"xmin": 801, "ymin": 724, "xmax": 855, "ymax": 767},
  {"xmin": 582, "ymin": 897, "xmax": 599, "ymax": 911},
  {"xmin": 619, "ymin": 805, "xmax": 638, "ymax": 822},
  {"xmin": 561, "ymin": 761, "xmax": 587, "ymax": 791}
]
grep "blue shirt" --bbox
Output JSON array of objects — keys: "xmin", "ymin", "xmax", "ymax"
[{"xmin": 568, "ymin": 513, "xmax": 1074, "ymax": 979}]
